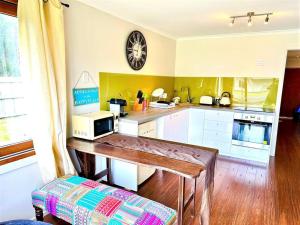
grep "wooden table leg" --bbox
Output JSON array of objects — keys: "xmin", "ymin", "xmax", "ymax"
[
  {"xmin": 106, "ymin": 157, "xmax": 112, "ymax": 184},
  {"xmin": 177, "ymin": 176, "xmax": 185, "ymax": 225},
  {"xmin": 192, "ymin": 178, "xmax": 197, "ymax": 217}
]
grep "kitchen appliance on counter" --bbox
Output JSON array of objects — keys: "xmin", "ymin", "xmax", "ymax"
[
  {"xmin": 219, "ymin": 92, "xmax": 231, "ymax": 106},
  {"xmin": 149, "ymin": 101, "xmax": 175, "ymax": 109},
  {"xmin": 232, "ymin": 112, "xmax": 274, "ymax": 150},
  {"xmin": 109, "ymin": 98, "xmax": 128, "ymax": 117},
  {"xmin": 72, "ymin": 111, "xmax": 116, "ymax": 140},
  {"xmin": 149, "ymin": 88, "xmax": 176, "ymax": 109},
  {"xmin": 172, "ymin": 96, "xmax": 180, "ymax": 104},
  {"xmin": 200, "ymin": 96, "xmax": 214, "ymax": 105}
]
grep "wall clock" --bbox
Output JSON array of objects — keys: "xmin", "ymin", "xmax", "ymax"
[{"xmin": 126, "ymin": 31, "xmax": 147, "ymax": 70}]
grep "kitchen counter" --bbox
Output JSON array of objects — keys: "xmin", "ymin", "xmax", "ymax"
[{"xmin": 120, "ymin": 103, "xmax": 275, "ymax": 124}]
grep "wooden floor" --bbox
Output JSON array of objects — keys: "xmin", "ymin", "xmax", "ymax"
[{"xmin": 45, "ymin": 120, "xmax": 300, "ymax": 225}]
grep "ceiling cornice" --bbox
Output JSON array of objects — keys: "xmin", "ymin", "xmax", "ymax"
[{"xmin": 177, "ymin": 29, "xmax": 300, "ymax": 41}]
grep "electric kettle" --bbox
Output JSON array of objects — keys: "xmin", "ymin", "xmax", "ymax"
[{"xmin": 219, "ymin": 92, "xmax": 231, "ymax": 106}]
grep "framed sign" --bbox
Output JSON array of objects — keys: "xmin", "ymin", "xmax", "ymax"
[
  {"xmin": 73, "ymin": 87, "xmax": 99, "ymax": 106},
  {"xmin": 73, "ymin": 71, "xmax": 99, "ymax": 106}
]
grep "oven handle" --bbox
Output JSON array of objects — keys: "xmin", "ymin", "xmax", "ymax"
[{"xmin": 233, "ymin": 119, "xmax": 271, "ymax": 126}]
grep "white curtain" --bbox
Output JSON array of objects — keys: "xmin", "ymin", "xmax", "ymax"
[{"xmin": 18, "ymin": 0, "xmax": 75, "ymax": 183}]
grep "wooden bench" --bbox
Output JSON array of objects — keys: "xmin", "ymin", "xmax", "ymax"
[{"xmin": 32, "ymin": 175, "xmax": 176, "ymax": 225}]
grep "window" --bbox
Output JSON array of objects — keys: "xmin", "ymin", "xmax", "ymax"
[{"xmin": 0, "ymin": 0, "xmax": 35, "ymax": 165}]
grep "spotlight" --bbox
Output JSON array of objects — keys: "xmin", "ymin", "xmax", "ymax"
[
  {"xmin": 248, "ymin": 16, "xmax": 252, "ymax": 26},
  {"xmin": 264, "ymin": 15, "xmax": 270, "ymax": 24},
  {"xmin": 229, "ymin": 18, "xmax": 235, "ymax": 26}
]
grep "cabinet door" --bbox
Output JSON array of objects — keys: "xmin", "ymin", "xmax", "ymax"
[
  {"xmin": 202, "ymin": 139, "xmax": 231, "ymax": 155},
  {"xmin": 188, "ymin": 109, "xmax": 205, "ymax": 146},
  {"xmin": 111, "ymin": 160, "xmax": 138, "ymax": 191},
  {"xmin": 163, "ymin": 110, "xmax": 189, "ymax": 143},
  {"xmin": 204, "ymin": 120, "xmax": 233, "ymax": 133},
  {"xmin": 203, "ymin": 130, "xmax": 232, "ymax": 142},
  {"xmin": 138, "ymin": 121, "xmax": 157, "ymax": 138}
]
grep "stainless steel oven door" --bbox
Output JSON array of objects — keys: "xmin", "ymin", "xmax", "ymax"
[{"xmin": 232, "ymin": 119, "xmax": 272, "ymax": 150}]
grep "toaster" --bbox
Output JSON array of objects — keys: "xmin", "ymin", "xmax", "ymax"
[{"xmin": 200, "ymin": 96, "xmax": 214, "ymax": 105}]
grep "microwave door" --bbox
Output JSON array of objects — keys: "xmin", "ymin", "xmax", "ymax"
[{"xmin": 94, "ymin": 117, "xmax": 114, "ymax": 138}]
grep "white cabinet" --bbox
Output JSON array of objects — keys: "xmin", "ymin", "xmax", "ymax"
[
  {"xmin": 188, "ymin": 108, "xmax": 204, "ymax": 146},
  {"xmin": 111, "ymin": 120, "xmax": 157, "ymax": 191},
  {"xmin": 187, "ymin": 108, "xmax": 234, "ymax": 155},
  {"xmin": 137, "ymin": 121, "xmax": 157, "ymax": 185},
  {"xmin": 163, "ymin": 110, "xmax": 189, "ymax": 143},
  {"xmin": 202, "ymin": 110, "xmax": 234, "ymax": 155}
]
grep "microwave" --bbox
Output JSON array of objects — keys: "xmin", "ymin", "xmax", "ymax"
[{"xmin": 72, "ymin": 111, "xmax": 118, "ymax": 140}]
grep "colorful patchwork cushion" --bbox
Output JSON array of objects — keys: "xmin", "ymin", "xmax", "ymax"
[{"xmin": 32, "ymin": 175, "xmax": 176, "ymax": 225}]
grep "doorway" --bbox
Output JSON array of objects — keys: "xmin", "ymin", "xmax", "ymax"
[{"xmin": 280, "ymin": 50, "xmax": 300, "ymax": 120}]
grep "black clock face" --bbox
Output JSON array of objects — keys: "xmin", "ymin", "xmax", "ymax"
[{"xmin": 126, "ymin": 31, "xmax": 147, "ymax": 70}]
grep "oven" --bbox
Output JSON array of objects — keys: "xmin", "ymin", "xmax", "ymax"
[{"xmin": 232, "ymin": 112, "xmax": 274, "ymax": 150}]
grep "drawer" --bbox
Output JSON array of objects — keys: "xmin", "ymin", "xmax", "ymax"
[
  {"xmin": 244, "ymin": 148, "xmax": 269, "ymax": 162},
  {"xmin": 230, "ymin": 145, "xmax": 269, "ymax": 163},
  {"xmin": 139, "ymin": 120, "xmax": 156, "ymax": 131},
  {"xmin": 204, "ymin": 110, "xmax": 233, "ymax": 122},
  {"xmin": 139, "ymin": 121, "xmax": 157, "ymax": 138},
  {"xmin": 203, "ymin": 130, "xmax": 232, "ymax": 142},
  {"xmin": 204, "ymin": 120, "xmax": 233, "ymax": 133},
  {"xmin": 202, "ymin": 139, "xmax": 231, "ymax": 154},
  {"xmin": 139, "ymin": 128, "xmax": 156, "ymax": 137}
]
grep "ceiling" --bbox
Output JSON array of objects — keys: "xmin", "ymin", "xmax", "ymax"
[{"xmin": 78, "ymin": 0, "xmax": 300, "ymax": 39}]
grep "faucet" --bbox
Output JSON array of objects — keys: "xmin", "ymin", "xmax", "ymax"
[{"xmin": 181, "ymin": 87, "xmax": 193, "ymax": 103}]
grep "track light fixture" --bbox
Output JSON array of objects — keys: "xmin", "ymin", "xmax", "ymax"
[{"xmin": 229, "ymin": 12, "xmax": 273, "ymax": 26}]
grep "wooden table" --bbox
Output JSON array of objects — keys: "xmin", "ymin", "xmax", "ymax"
[{"xmin": 67, "ymin": 137, "xmax": 211, "ymax": 225}]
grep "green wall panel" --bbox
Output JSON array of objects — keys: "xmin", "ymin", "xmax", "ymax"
[
  {"xmin": 174, "ymin": 77, "xmax": 218, "ymax": 103},
  {"xmin": 99, "ymin": 73, "xmax": 279, "ymax": 110},
  {"xmin": 99, "ymin": 72, "xmax": 174, "ymax": 111}
]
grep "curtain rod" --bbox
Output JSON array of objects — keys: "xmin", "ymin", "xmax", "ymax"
[
  {"xmin": 43, "ymin": 0, "xmax": 69, "ymax": 8},
  {"xmin": 61, "ymin": 2, "xmax": 69, "ymax": 8}
]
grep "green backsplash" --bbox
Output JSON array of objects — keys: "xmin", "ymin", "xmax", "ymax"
[
  {"xmin": 174, "ymin": 77, "xmax": 218, "ymax": 103},
  {"xmin": 99, "ymin": 72, "xmax": 279, "ymax": 110},
  {"xmin": 99, "ymin": 72, "xmax": 174, "ymax": 111},
  {"xmin": 174, "ymin": 77, "xmax": 278, "ymax": 109}
]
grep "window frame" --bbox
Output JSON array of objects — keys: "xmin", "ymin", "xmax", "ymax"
[
  {"xmin": 0, "ymin": 0, "xmax": 35, "ymax": 166},
  {"xmin": 0, "ymin": 0, "xmax": 17, "ymax": 17}
]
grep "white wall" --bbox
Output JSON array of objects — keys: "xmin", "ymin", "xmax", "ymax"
[
  {"xmin": 175, "ymin": 31, "xmax": 300, "ymax": 77},
  {"xmin": 175, "ymin": 31, "xmax": 300, "ymax": 155},
  {"xmin": 63, "ymin": 0, "xmax": 176, "ymax": 136}
]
